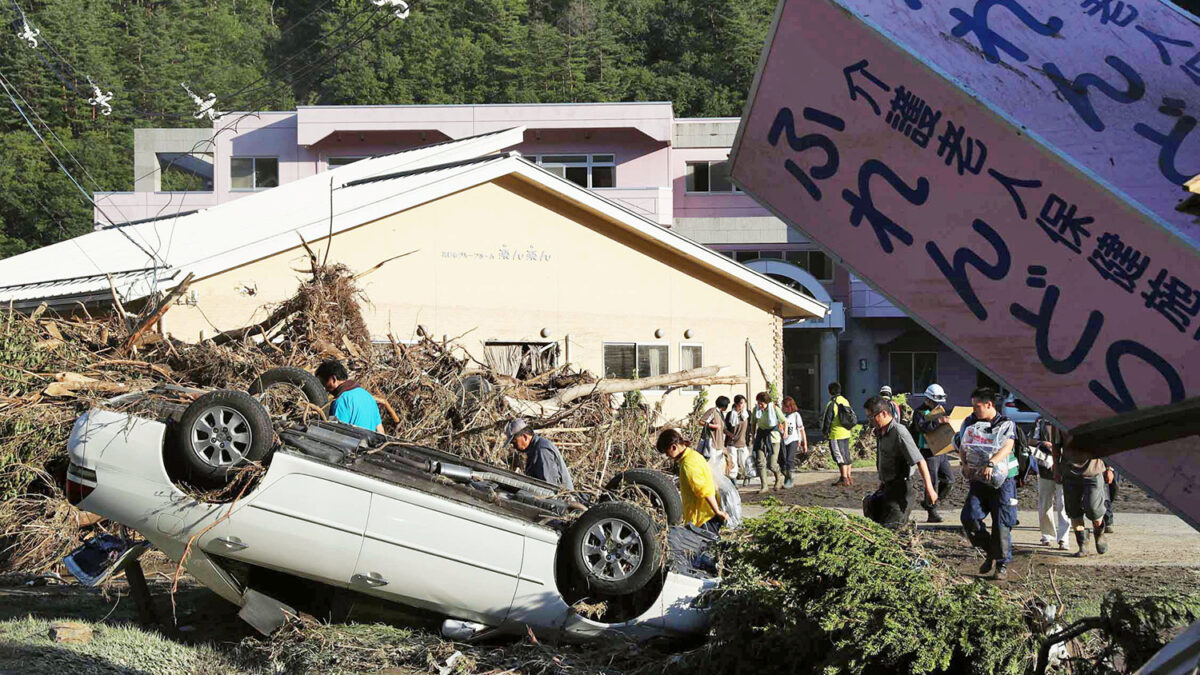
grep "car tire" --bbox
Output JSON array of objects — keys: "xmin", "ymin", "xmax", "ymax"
[
  {"xmin": 248, "ymin": 367, "xmax": 330, "ymax": 407},
  {"xmin": 564, "ymin": 501, "xmax": 662, "ymax": 596},
  {"xmin": 172, "ymin": 390, "xmax": 274, "ymax": 488},
  {"xmin": 604, "ymin": 469, "xmax": 683, "ymax": 525}
]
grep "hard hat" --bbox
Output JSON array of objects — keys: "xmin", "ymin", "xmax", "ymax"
[{"xmin": 924, "ymin": 384, "xmax": 946, "ymax": 402}]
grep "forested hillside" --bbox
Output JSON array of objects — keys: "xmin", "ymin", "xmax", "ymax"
[{"xmin": 0, "ymin": 0, "xmax": 774, "ymax": 258}]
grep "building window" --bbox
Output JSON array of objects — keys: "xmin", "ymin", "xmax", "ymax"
[
  {"xmin": 724, "ymin": 248, "xmax": 835, "ymax": 282},
  {"xmin": 680, "ymin": 344, "xmax": 703, "ymax": 391},
  {"xmin": 888, "ymin": 352, "xmax": 938, "ymax": 396},
  {"xmin": 158, "ymin": 152, "xmax": 213, "ymax": 192},
  {"xmin": 603, "ymin": 343, "xmax": 669, "ymax": 386},
  {"xmin": 484, "ymin": 341, "xmax": 558, "ymax": 379},
  {"xmin": 785, "ymin": 250, "xmax": 835, "ymax": 281},
  {"xmin": 328, "ymin": 156, "xmax": 366, "ymax": 169},
  {"xmin": 686, "ymin": 160, "xmax": 741, "ymax": 193},
  {"xmin": 534, "ymin": 154, "xmax": 615, "ymax": 188},
  {"xmin": 230, "ymin": 157, "xmax": 279, "ymax": 191}
]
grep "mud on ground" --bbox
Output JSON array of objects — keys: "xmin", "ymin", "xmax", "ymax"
[{"xmin": 743, "ymin": 465, "xmax": 1171, "ymax": 515}]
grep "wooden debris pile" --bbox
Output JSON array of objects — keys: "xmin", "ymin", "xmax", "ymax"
[{"xmin": 0, "ymin": 261, "xmax": 723, "ymax": 573}]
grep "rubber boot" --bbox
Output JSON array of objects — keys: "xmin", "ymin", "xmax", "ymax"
[
  {"xmin": 926, "ymin": 506, "xmax": 944, "ymax": 523},
  {"xmin": 1073, "ymin": 529, "xmax": 1088, "ymax": 558},
  {"xmin": 758, "ymin": 475, "xmax": 768, "ymax": 494},
  {"xmin": 1094, "ymin": 525, "xmax": 1108, "ymax": 555},
  {"xmin": 772, "ymin": 471, "xmax": 781, "ymax": 491}
]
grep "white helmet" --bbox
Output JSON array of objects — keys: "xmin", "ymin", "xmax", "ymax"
[{"xmin": 924, "ymin": 384, "xmax": 946, "ymax": 403}]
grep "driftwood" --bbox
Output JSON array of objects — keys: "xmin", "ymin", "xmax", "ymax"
[
  {"xmin": 553, "ymin": 366, "xmax": 720, "ymax": 406},
  {"xmin": 121, "ymin": 272, "xmax": 195, "ymax": 354}
]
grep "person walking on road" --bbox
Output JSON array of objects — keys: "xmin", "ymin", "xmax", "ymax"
[
  {"xmin": 780, "ymin": 396, "xmax": 808, "ymax": 488},
  {"xmin": 878, "ymin": 385, "xmax": 902, "ymax": 420},
  {"xmin": 1033, "ymin": 419, "xmax": 1070, "ymax": 550},
  {"xmin": 863, "ymin": 397, "xmax": 939, "ymax": 529},
  {"xmin": 909, "ymin": 383, "xmax": 954, "ymax": 523},
  {"xmin": 700, "ymin": 396, "xmax": 731, "ymax": 478},
  {"xmin": 725, "ymin": 395, "xmax": 750, "ymax": 484},
  {"xmin": 656, "ymin": 428, "xmax": 729, "ymax": 534},
  {"xmin": 822, "ymin": 382, "xmax": 855, "ymax": 487},
  {"xmin": 955, "ymin": 387, "xmax": 1019, "ymax": 581},
  {"xmin": 1054, "ymin": 440, "xmax": 1112, "ymax": 557},
  {"xmin": 750, "ymin": 392, "xmax": 786, "ymax": 492}
]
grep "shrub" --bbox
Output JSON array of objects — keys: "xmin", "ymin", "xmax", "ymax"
[{"xmin": 679, "ymin": 505, "xmax": 1032, "ymax": 675}]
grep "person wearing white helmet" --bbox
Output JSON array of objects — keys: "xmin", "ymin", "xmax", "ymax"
[
  {"xmin": 878, "ymin": 385, "xmax": 902, "ymax": 421},
  {"xmin": 907, "ymin": 383, "xmax": 954, "ymax": 523}
]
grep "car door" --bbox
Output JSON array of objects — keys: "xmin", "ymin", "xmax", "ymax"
[
  {"xmin": 204, "ymin": 472, "xmax": 370, "ymax": 587},
  {"xmin": 351, "ymin": 487, "xmax": 524, "ymax": 625}
]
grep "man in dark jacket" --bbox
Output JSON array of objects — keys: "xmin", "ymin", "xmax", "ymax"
[
  {"xmin": 863, "ymin": 397, "xmax": 939, "ymax": 528},
  {"xmin": 505, "ymin": 418, "xmax": 574, "ymax": 490},
  {"xmin": 908, "ymin": 383, "xmax": 954, "ymax": 523}
]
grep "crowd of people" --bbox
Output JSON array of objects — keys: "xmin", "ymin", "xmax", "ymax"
[{"xmin": 314, "ymin": 359, "xmax": 1117, "ymax": 577}]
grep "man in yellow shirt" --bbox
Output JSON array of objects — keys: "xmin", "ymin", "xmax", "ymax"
[
  {"xmin": 656, "ymin": 428, "xmax": 729, "ymax": 533},
  {"xmin": 821, "ymin": 382, "xmax": 856, "ymax": 487}
]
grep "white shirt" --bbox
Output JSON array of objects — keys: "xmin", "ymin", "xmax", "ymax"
[{"xmin": 784, "ymin": 411, "xmax": 804, "ymax": 444}]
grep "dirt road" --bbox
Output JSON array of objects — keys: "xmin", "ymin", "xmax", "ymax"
[{"xmin": 740, "ymin": 468, "xmax": 1200, "ymax": 567}]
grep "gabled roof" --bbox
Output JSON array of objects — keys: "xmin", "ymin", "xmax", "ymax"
[
  {"xmin": 0, "ymin": 127, "xmax": 526, "ymax": 307},
  {"xmin": 0, "ymin": 129, "xmax": 827, "ymax": 320}
]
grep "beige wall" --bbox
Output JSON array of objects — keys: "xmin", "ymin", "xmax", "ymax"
[{"xmin": 165, "ymin": 176, "xmax": 784, "ymax": 420}]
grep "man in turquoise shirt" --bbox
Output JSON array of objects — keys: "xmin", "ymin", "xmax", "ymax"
[{"xmin": 316, "ymin": 360, "xmax": 383, "ymax": 432}]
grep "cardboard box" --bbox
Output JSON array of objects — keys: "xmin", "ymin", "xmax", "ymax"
[{"xmin": 923, "ymin": 406, "xmax": 973, "ymax": 456}]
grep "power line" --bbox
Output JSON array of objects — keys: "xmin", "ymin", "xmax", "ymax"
[{"xmin": 0, "ymin": 71, "xmax": 166, "ymax": 268}]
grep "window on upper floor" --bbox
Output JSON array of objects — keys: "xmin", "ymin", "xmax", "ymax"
[
  {"xmin": 533, "ymin": 154, "xmax": 615, "ymax": 189},
  {"xmin": 230, "ymin": 157, "xmax": 279, "ymax": 191},
  {"xmin": 725, "ymin": 248, "xmax": 835, "ymax": 282},
  {"xmin": 686, "ymin": 160, "xmax": 741, "ymax": 193},
  {"xmin": 786, "ymin": 250, "xmax": 835, "ymax": 282},
  {"xmin": 158, "ymin": 152, "xmax": 213, "ymax": 192},
  {"xmin": 328, "ymin": 156, "xmax": 366, "ymax": 169}
]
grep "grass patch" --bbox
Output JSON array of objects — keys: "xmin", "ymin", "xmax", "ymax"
[{"xmin": 0, "ymin": 617, "xmax": 239, "ymax": 675}]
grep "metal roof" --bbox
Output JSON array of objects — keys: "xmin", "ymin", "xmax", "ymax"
[
  {"xmin": 0, "ymin": 127, "xmax": 526, "ymax": 306},
  {"xmin": 0, "ymin": 126, "xmax": 827, "ymax": 320}
]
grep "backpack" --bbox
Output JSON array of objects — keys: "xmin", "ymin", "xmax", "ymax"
[
  {"xmin": 836, "ymin": 399, "xmax": 858, "ymax": 428},
  {"xmin": 1012, "ymin": 421, "xmax": 1033, "ymax": 485}
]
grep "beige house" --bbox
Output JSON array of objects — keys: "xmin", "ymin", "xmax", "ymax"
[{"xmin": 0, "ymin": 129, "xmax": 825, "ymax": 419}]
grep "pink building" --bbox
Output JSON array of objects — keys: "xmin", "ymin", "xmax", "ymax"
[{"xmin": 95, "ymin": 102, "xmax": 985, "ymax": 413}]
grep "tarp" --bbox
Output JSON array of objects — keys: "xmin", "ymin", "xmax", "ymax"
[{"xmin": 730, "ymin": 0, "xmax": 1200, "ymax": 528}]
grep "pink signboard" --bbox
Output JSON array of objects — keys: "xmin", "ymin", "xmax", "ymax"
[{"xmin": 730, "ymin": 0, "xmax": 1200, "ymax": 527}]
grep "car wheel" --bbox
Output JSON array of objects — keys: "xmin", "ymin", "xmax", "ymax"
[
  {"xmin": 248, "ymin": 367, "xmax": 330, "ymax": 407},
  {"xmin": 565, "ymin": 501, "xmax": 662, "ymax": 596},
  {"xmin": 604, "ymin": 469, "xmax": 683, "ymax": 525},
  {"xmin": 172, "ymin": 390, "xmax": 273, "ymax": 488}
]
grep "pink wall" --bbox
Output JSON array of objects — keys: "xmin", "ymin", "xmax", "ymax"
[
  {"xmin": 513, "ymin": 128, "xmax": 668, "ymax": 189},
  {"xmin": 672, "ymin": 146, "xmax": 773, "ymax": 219}
]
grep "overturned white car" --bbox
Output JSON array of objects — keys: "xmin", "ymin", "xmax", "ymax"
[{"xmin": 64, "ymin": 369, "xmax": 715, "ymax": 642}]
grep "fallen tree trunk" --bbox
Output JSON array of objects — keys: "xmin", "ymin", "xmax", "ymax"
[{"xmin": 553, "ymin": 366, "xmax": 720, "ymax": 406}]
